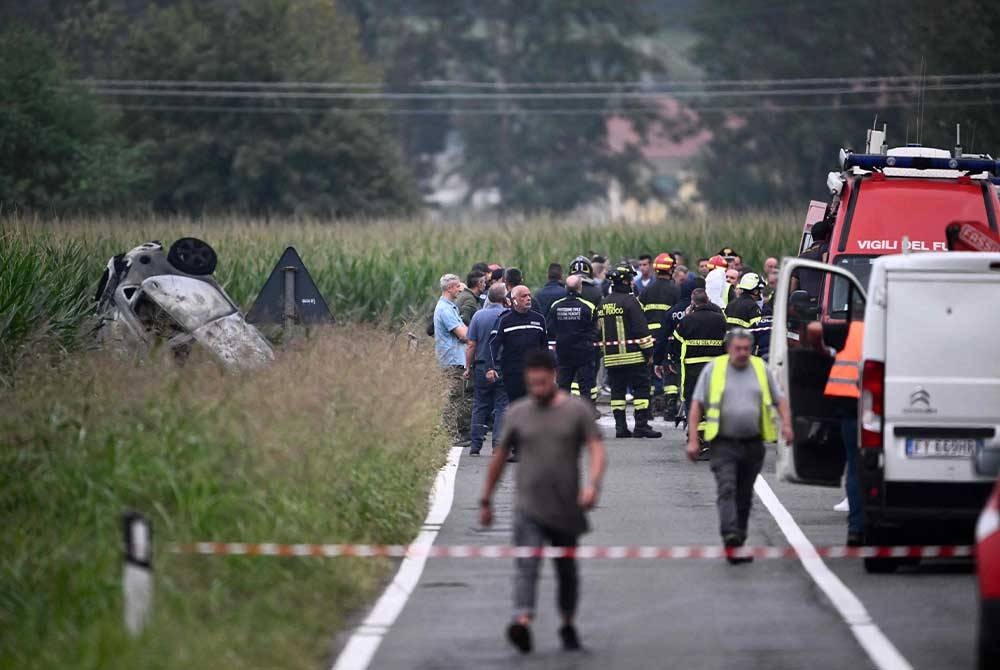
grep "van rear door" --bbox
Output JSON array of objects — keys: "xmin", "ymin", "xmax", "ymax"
[
  {"xmin": 882, "ymin": 256, "xmax": 1000, "ymax": 484},
  {"xmin": 771, "ymin": 258, "xmax": 867, "ymax": 485}
]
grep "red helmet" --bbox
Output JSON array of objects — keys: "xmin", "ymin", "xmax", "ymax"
[
  {"xmin": 706, "ymin": 254, "xmax": 728, "ymax": 270},
  {"xmin": 653, "ymin": 252, "xmax": 675, "ymax": 274}
]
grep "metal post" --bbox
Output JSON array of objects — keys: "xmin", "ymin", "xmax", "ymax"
[
  {"xmin": 283, "ymin": 265, "xmax": 298, "ymax": 337},
  {"xmin": 122, "ymin": 512, "xmax": 153, "ymax": 636}
]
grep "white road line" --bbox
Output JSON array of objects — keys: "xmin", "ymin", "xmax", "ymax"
[
  {"xmin": 754, "ymin": 475, "xmax": 913, "ymax": 670},
  {"xmin": 331, "ymin": 446, "xmax": 463, "ymax": 670}
]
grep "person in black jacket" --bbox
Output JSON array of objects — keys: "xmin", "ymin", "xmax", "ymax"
[
  {"xmin": 663, "ymin": 288, "xmax": 727, "ymax": 422},
  {"xmin": 534, "ymin": 262, "xmax": 568, "ymax": 318},
  {"xmin": 546, "ymin": 275, "xmax": 600, "ymax": 411},
  {"xmin": 488, "ymin": 285, "xmax": 548, "ymax": 459},
  {"xmin": 569, "ymin": 255, "xmax": 604, "ymax": 402},
  {"xmin": 640, "ymin": 253, "xmax": 681, "ymax": 420},
  {"xmin": 597, "ymin": 264, "xmax": 661, "ymax": 439},
  {"xmin": 724, "ymin": 272, "xmax": 764, "ymax": 330}
]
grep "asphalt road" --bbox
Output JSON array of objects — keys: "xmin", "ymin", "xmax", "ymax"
[{"xmin": 361, "ymin": 414, "xmax": 978, "ymax": 670}]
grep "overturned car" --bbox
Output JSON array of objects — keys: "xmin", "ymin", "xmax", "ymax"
[{"xmin": 94, "ymin": 238, "xmax": 273, "ymax": 369}]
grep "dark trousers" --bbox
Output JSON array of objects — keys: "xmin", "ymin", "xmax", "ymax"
[
  {"xmin": 709, "ymin": 438, "xmax": 766, "ymax": 542},
  {"xmin": 445, "ymin": 366, "xmax": 472, "ymax": 444},
  {"xmin": 502, "ymin": 365, "xmax": 526, "ymax": 403},
  {"xmin": 557, "ymin": 358, "xmax": 596, "ymax": 404},
  {"xmin": 470, "ymin": 364, "xmax": 509, "ymax": 453},
  {"xmin": 607, "ymin": 363, "xmax": 651, "ymax": 412},
  {"xmin": 681, "ymin": 361, "xmax": 708, "ymax": 419},
  {"xmin": 513, "ymin": 512, "xmax": 579, "ymax": 620},
  {"xmin": 842, "ymin": 417, "xmax": 863, "ymax": 534}
]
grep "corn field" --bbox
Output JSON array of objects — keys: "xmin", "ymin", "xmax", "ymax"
[{"xmin": 0, "ymin": 211, "xmax": 802, "ymax": 365}]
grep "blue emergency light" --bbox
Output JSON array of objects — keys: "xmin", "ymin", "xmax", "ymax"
[{"xmin": 842, "ymin": 151, "xmax": 1000, "ymax": 175}]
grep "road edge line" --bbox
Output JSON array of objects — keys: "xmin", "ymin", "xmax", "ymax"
[
  {"xmin": 331, "ymin": 446, "xmax": 464, "ymax": 670},
  {"xmin": 754, "ymin": 474, "xmax": 913, "ymax": 670}
]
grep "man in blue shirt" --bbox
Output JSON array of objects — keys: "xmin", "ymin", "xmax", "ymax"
[
  {"xmin": 464, "ymin": 283, "xmax": 510, "ymax": 456},
  {"xmin": 434, "ymin": 274, "xmax": 471, "ymax": 446}
]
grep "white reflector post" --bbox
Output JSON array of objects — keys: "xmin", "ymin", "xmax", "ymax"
[{"xmin": 123, "ymin": 512, "xmax": 153, "ymax": 636}]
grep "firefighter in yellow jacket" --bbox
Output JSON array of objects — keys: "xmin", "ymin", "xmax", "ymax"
[{"xmin": 598, "ymin": 263, "xmax": 661, "ymax": 439}]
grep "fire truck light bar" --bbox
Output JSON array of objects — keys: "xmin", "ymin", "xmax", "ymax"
[{"xmin": 841, "ymin": 151, "xmax": 1000, "ymax": 175}]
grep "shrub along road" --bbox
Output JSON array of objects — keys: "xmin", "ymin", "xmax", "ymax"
[{"xmin": 354, "ymin": 417, "xmax": 976, "ymax": 670}]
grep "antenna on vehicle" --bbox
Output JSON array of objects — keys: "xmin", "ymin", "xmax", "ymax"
[
  {"xmin": 954, "ymin": 123, "xmax": 962, "ymax": 159},
  {"xmin": 916, "ymin": 55, "xmax": 927, "ymax": 145}
]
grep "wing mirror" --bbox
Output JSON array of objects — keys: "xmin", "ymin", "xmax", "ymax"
[{"xmin": 788, "ymin": 290, "xmax": 819, "ymax": 320}]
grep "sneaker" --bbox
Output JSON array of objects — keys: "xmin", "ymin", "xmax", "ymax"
[
  {"xmin": 506, "ymin": 452, "xmax": 519, "ymax": 463},
  {"xmin": 834, "ymin": 497, "xmax": 850, "ymax": 512},
  {"xmin": 507, "ymin": 622, "xmax": 532, "ymax": 654},
  {"xmin": 559, "ymin": 624, "xmax": 582, "ymax": 651},
  {"xmin": 468, "ymin": 449, "xmax": 481, "ymax": 457},
  {"xmin": 847, "ymin": 532, "xmax": 864, "ymax": 547}
]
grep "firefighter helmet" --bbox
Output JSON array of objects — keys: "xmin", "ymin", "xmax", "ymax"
[
  {"xmin": 653, "ymin": 252, "xmax": 676, "ymax": 274},
  {"xmin": 737, "ymin": 272, "xmax": 763, "ymax": 291},
  {"xmin": 607, "ymin": 262, "xmax": 636, "ymax": 286},
  {"xmin": 706, "ymin": 254, "xmax": 728, "ymax": 270},
  {"xmin": 570, "ymin": 255, "xmax": 593, "ymax": 278}
]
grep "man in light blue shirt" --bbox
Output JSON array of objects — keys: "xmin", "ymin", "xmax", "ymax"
[{"xmin": 434, "ymin": 274, "xmax": 471, "ymax": 445}]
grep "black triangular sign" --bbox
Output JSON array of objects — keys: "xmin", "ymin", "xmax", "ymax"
[{"xmin": 246, "ymin": 247, "xmax": 334, "ymax": 326}]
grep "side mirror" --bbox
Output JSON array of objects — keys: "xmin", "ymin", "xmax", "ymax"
[
  {"xmin": 975, "ymin": 444, "xmax": 1000, "ymax": 478},
  {"xmin": 788, "ymin": 290, "xmax": 818, "ymax": 320}
]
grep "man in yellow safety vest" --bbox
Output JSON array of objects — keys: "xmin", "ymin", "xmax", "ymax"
[{"xmin": 686, "ymin": 329, "xmax": 793, "ymax": 563}]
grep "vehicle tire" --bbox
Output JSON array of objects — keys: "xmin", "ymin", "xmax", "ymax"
[
  {"xmin": 980, "ymin": 599, "xmax": 1000, "ymax": 670},
  {"xmin": 168, "ymin": 237, "xmax": 218, "ymax": 275},
  {"xmin": 863, "ymin": 557, "xmax": 900, "ymax": 574}
]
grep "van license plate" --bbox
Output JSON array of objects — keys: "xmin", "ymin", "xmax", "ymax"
[{"xmin": 905, "ymin": 438, "xmax": 981, "ymax": 458}]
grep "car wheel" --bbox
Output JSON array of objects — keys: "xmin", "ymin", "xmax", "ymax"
[
  {"xmin": 863, "ymin": 557, "xmax": 900, "ymax": 574},
  {"xmin": 168, "ymin": 237, "xmax": 218, "ymax": 276}
]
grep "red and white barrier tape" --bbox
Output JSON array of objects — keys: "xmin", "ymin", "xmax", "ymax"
[{"xmin": 168, "ymin": 542, "xmax": 975, "ymax": 560}]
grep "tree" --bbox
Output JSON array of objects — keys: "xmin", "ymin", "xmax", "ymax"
[
  {"xmin": 345, "ymin": 0, "xmax": 665, "ymax": 213},
  {"xmin": 116, "ymin": 0, "xmax": 418, "ymax": 217},
  {"xmin": 0, "ymin": 26, "xmax": 148, "ymax": 214},
  {"xmin": 686, "ymin": 0, "xmax": 1000, "ymax": 209}
]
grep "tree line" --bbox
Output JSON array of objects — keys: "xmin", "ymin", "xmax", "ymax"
[{"xmin": 2, "ymin": 0, "xmax": 998, "ymax": 217}]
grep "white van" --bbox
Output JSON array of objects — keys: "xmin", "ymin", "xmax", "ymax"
[{"xmin": 771, "ymin": 252, "xmax": 1000, "ymax": 572}]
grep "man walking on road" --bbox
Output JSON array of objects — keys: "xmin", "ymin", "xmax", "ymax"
[
  {"xmin": 479, "ymin": 349, "xmax": 607, "ymax": 655},
  {"xmin": 686, "ymin": 329, "xmax": 793, "ymax": 563},
  {"xmin": 465, "ymin": 283, "xmax": 510, "ymax": 456}
]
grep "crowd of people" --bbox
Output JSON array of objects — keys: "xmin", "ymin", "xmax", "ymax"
[
  {"xmin": 430, "ymin": 246, "xmax": 796, "ymax": 653},
  {"xmin": 431, "ymin": 247, "xmax": 782, "ymax": 458}
]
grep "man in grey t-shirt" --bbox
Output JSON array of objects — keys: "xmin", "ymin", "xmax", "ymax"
[
  {"xmin": 480, "ymin": 349, "xmax": 606, "ymax": 655},
  {"xmin": 687, "ymin": 329, "xmax": 792, "ymax": 564}
]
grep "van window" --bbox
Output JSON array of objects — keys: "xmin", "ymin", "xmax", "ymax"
[{"xmin": 839, "ymin": 179, "xmax": 990, "ymax": 254}]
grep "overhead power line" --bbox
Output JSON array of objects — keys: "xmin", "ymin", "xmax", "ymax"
[
  {"xmin": 109, "ymin": 98, "xmax": 1000, "ymax": 117},
  {"xmin": 79, "ymin": 72, "xmax": 1000, "ymax": 93},
  {"xmin": 82, "ymin": 80, "xmax": 1000, "ymax": 102}
]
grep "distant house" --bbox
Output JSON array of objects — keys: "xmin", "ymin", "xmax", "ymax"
[
  {"xmin": 604, "ymin": 97, "xmax": 713, "ymax": 222},
  {"xmin": 423, "ymin": 97, "xmax": 720, "ymax": 219}
]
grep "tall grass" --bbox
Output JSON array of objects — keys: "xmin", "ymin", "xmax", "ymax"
[
  {"xmin": 1, "ymin": 211, "xmax": 802, "ymax": 365},
  {"xmin": 0, "ymin": 328, "xmax": 449, "ymax": 669}
]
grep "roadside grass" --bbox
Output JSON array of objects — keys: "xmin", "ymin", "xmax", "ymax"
[
  {"xmin": 1, "ymin": 211, "xmax": 802, "ymax": 365},
  {"xmin": 0, "ymin": 327, "xmax": 449, "ymax": 670}
]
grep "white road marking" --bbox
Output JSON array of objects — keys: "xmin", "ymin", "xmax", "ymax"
[
  {"xmin": 754, "ymin": 475, "xmax": 913, "ymax": 670},
  {"xmin": 330, "ymin": 446, "xmax": 463, "ymax": 670}
]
